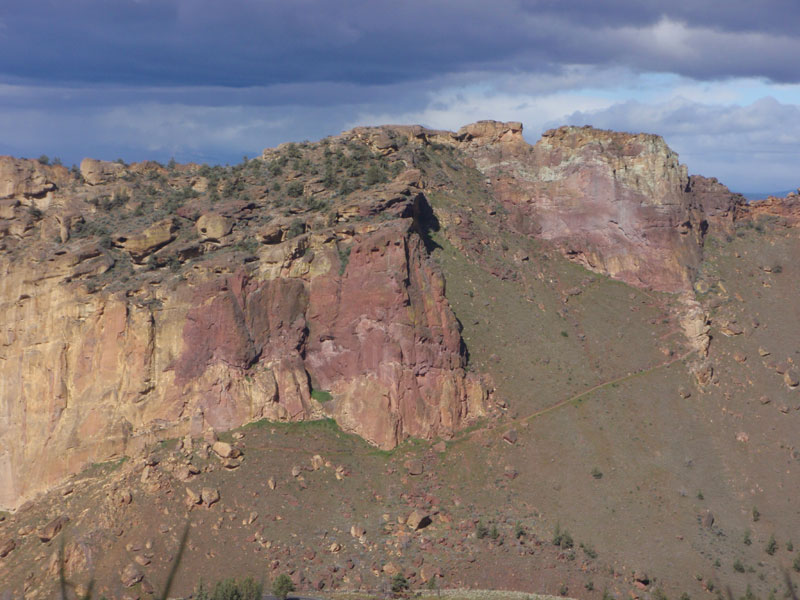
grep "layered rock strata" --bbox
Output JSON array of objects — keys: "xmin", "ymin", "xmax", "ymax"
[{"xmin": 0, "ymin": 157, "xmax": 486, "ymax": 510}]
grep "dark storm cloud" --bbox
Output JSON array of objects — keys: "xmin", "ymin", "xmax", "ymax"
[{"xmin": 3, "ymin": 0, "xmax": 800, "ymax": 87}]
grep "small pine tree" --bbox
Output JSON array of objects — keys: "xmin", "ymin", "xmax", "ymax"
[
  {"xmin": 391, "ymin": 573, "xmax": 410, "ymax": 596},
  {"xmin": 272, "ymin": 573, "xmax": 295, "ymax": 600}
]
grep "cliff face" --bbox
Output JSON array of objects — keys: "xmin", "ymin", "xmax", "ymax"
[
  {"xmin": 0, "ymin": 121, "xmax": 748, "ymax": 510},
  {"xmin": 0, "ymin": 152, "xmax": 487, "ymax": 510},
  {"xmin": 453, "ymin": 122, "xmax": 727, "ymax": 292}
]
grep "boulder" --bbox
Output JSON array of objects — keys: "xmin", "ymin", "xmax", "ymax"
[
  {"xmin": 80, "ymin": 158, "xmax": 124, "ymax": 186},
  {"xmin": 0, "ymin": 538, "xmax": 15, "ymax": 558},
  {"xmin": 121, "ymin": 563, "xmax": 144, "ymax": 587},
  {"xmin": 115, "ymin": 218, "xmax": 177, "ymax": 262},
  {"xmin": 196, "ymin": 213, "xmax": 232, "ymax": 241},
  {"xmin": 785, "ymin": 370, "xmax": 800, "ymax": 388},
  {"xmin": 38, "ymin": 515, "xmax": 69, "ymax": 542},
  {"xmin": 211, "ymin": 441, "xmax": 240, "ymax": 459},
  {"xmin": 405, "ymin": 459, "xmax": 424, "ymax": 476},
  {"xmin": 406, "ymin": 510, "xmax": 432, "ymax": 531},
  {"xmin": 201, "ymin": 487, "xmax": 220, "ymax": 507},
  {"xmin": 502, "ymin": 429, "xmax": 518, "ymax": 444}
]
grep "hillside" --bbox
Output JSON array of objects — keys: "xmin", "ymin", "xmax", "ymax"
[{"xmin": 0, "ymin": 121, "xmax": 799, "ymax": 600}]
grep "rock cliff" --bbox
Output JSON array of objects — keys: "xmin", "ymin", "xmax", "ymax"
[
  {"xmin": 0, "ymin": 149, "xmax": 487, "ymax": 510},
  {"xmin": 0, "ymin": 121, "xmax": 748, "ymax": 509},
  {"xmin": 452, "ymin": 122, "xmax": 729, "ymax": 292}
]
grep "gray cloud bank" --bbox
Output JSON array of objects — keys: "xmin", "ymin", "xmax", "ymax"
[{"xmin": 0, "ymin": 1, "xmax": 797, "ymax": 192}]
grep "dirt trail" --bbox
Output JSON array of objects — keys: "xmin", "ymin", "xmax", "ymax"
[{"xmin": 519, "ymin": 348, "xmax": 697, "ymax": 423}]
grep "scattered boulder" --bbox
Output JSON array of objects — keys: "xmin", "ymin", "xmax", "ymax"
[
  {"xmin": 785, "ymin": 370, "xmax": 800, "ymax": 388},
  {"xmin": 502, "ymin": 429, "xmax": 518, "ymax": 444},
  {"xmin": 405, "ymin": 459, "xmax": 424, "ymax": 476},
  {"xmin": 201, "ymin": 487, "xmax": 220, "ymax": 507},
  {"xmin": 116, "ymin": 489, "xmax": 133, "ymax": 504},
  {"xmin": 406, "ymin": 510, "xmax": 432, "ymax": 531},
  {"xmin": 115, "ymin": 218, "xmax": 177, "ymax": 262},
  {"xmin": 38, "ymin": 515, "xmax": 69, "ymax": 543},
  {"xmin": 733, "ymin": 351, "xmax": 747, "ymax": 363},
  {"xmin": 80, "ymin": 158, "xmax": 124, "ymax": 186},
  {"xmin": 211, "ymin": 441, "xmax": 241, "ymax": 459},
  {"xmin": 350, "ymin": 525, "xmax": 366, "ymax": 538},
  {"xmin": 311, "ymin": 454, "xmax": 325, "ymax": 471},
  {"xmin": 0, "ymin": 538, "xmax": 16, "ymax": 558},
  {"xmin": 678, "ymin": 387, "xmax": 691, "ymax": 399},
  {"xmin": 121, "ymin": 563, "xmax": 144, "ymax": 588},
  {"xmin": 432, "ymin": 441, "xmax": 446, "ymax": 453},
  {"xmin": 701, "ymin": 510, "xmax": 715, "ymax": 528},
  {"xmin": 196, "ymin": 213, "xmax": 232, "ymax": 241}
]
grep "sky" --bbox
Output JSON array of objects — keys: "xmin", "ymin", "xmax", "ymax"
[{"xmin": 1, "ymin": 1, "xmax": 798, "ymax": 193}]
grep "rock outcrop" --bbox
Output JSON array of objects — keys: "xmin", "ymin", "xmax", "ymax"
[
  {"xmin": 738, "ymin": 193, "xmax": 800, "ymax": 227},
  {"xmin": 453, "ymin": 123, "xmax": 712, "ymax": 292},
  {"xmin": 686, "ymin": 175, "xmax": 745, "ymax": 235},
  {"xmin": 0, "ymin": 121, "xmax": 753, "ymax": 510},
  {"xmin": 0, "ymin": 155, "xmax": 487, "ymax": 510}
]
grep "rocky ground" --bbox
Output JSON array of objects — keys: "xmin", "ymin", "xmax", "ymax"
[{"xmin": 1, "ymin": 122, "xmax": 799, "ymax": 600}]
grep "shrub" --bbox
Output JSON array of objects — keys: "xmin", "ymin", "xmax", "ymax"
[
  {"xmin": 514, "ymin": 522, "xmax": 525, "ymax": 539},
  {"xmin": 272, "ymin": 573, "xmax": 294, "ymax": 600},
  {"xmin": 591, "ymin": 467, "xmax": 603, "ymax": 479},
  {"xmin": 552, "ymin": 523, "xmax": 573, "ymax": 549},
  {"xmin": 390, "ymin": 573, "xmax": 410, "ymax": 595},
  {"xmin": 208, "ymin": 577, "xmax": 263, "ymax": 600},
  {"xmin": 489, "ymin": 524, "xmax": 500, "ymax": 540},
  {"xmin": 752, "ymin": 506, "xmax": 760, "ymax": 522},
  {"xmin": 765, "ymin": 534, "xmax": 778, "ymax": 555},
  {"xmin": 476, "ymin": 521, "xmax": 489, "ymax": 539},
  {"xmin": 793, "ymin": 553, "xmax": 800, "ymax": 572},
  {"xmin": 37, "ymin": 154, "xmax": 50, "ymax": 165},
  {"xmin": 286, "ymin": 182, "xmax": 304, "ymax": 198},
  {"xmin": 365, "ymin": 164, "xmax": 388, "ymax": 186},
  {"xmin": 733, "ymin": 559, "xmax": 745, "ymax": 573}
]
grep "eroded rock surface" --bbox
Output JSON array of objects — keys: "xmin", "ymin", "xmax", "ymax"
[
  {"xmin": 453, "ymin": 122, "xmax": 720, "ymax": 292},
  {"xmin": 0, "ymin": 154, "xmax": 487, "ymax": 510}
]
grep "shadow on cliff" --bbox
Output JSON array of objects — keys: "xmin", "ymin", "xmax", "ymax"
[{"xmin": 412, "ymin": 193, "xmax": 442, "ymax": 254}]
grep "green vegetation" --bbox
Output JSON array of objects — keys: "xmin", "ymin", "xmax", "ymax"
[
  {"xmin": 476, "ymin": 521, "xmax": 489, "ymax": 539},
  {"xmin": 286, "ymin": 181, "xmax": 305, "ymax": 197},
  {"xmin": 196, "ymin": 577, "xmax": 263, "ymax": 600},
  {"xmin": 338, "ymin": 245, "xmax": 352, "ymax": 275},
  {"xmin": 391, "ymin": 573, "xmax": 410, "ymax": 595},
  {"xmin": 733, "ymin": 559, "xmax": 745, "ymax": 573},
  {"xmin": 765, "ymin": 534, "xmax": 778, "ymax": 555},
  {"xmin": 552, "ymin": 523, "xmax": 574, "ymax": 549},
  {"xmin": 752, "ymin": 506, "xmax": 761, "ymax": 522},
  {"xmin": 272, "ymin": 574, "xmax": 295, "ymax": 600},
  {"xmin": 311, "ymin": 388, "xmax": 333, "ymax": 403},
  {"xmin": 580, "ymin": 542, "xmax": 598, "ymax": 559}
]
